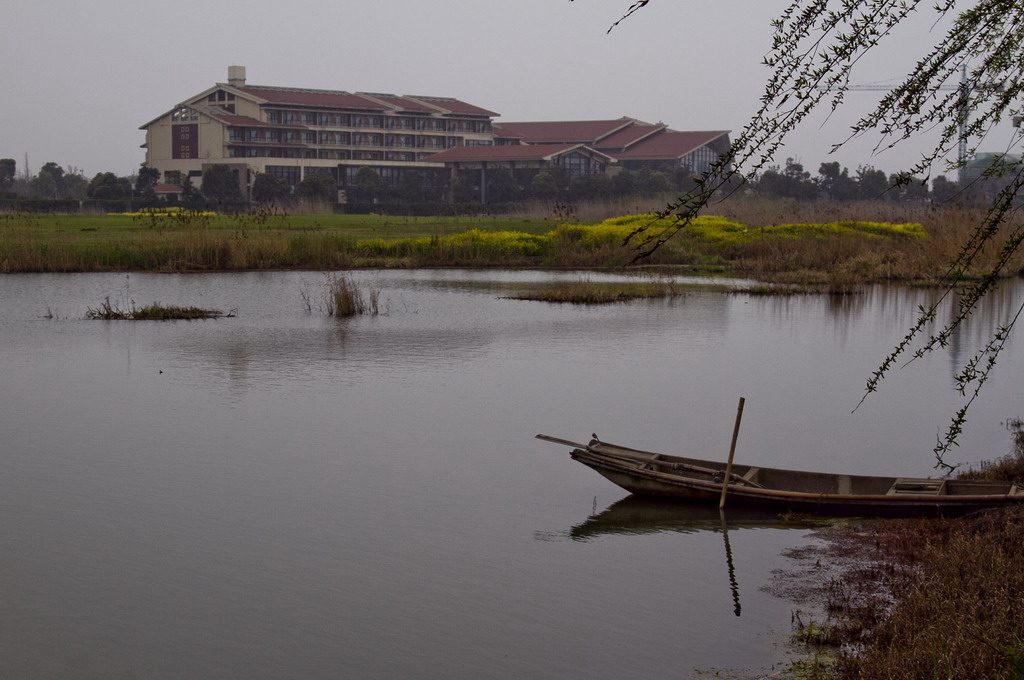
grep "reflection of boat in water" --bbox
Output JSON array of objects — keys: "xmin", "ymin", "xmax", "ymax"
[
  {"xmin": 562, "ymin": 496, "xmax": 802, "ymax": 618},
  {"xmin": 568, "ymin": 495, "xmax": 807, "ymax": 541},
  {"xmin": 538, "ymin": 435, "xmax": 1024, "ymax": 517}
]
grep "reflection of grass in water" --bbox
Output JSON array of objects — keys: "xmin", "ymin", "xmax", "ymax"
[
  {"xmin": 730, "ymin": 284, "xmax": 862, "ymax": 296},
  {"xmin": 506, "ymin": 280, "xmax": 688, "ymax": 304}
]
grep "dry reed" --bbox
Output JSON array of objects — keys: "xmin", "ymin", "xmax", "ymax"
[
  {"xmin": 806, "ymin": 420, "xmax": 1024, "ymax": 679},
  {"xmin": 301, "ymin": 273, "xmax": 382, "ymax": 317}
]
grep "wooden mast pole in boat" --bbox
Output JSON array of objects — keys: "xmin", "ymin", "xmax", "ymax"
[{"xmin": 719, "ymin": 397, "xmax": 746, "ymax": 510}]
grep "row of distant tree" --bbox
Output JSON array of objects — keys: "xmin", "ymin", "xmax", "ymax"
[
  {"xmin": 753, "ymin": 158, "xmax": 966, "ymax": 203},
  {"xmin": 0, "ymin": 155, "xmax": 994, "ymax": 210},
  {"xmin": 1, "ymin": 158, "xmax": 130, "ymax": 201}
]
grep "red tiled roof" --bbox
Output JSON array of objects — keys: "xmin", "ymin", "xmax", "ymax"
[
  {"xmin": 234, "ymin": 87, "xmax": 498, "ymax": 117},
  {"xmin": 492, "ymin": 119, "xmax": 634, "ymax": 144},
  {"xmin": 153, "ymin": 183, "xmax": 182, "ymax": 193},
  {"xmin": 420, "ymin": 144, "xmax": 587, "ymax": 163},
  {"xmin": 612, "ymin": 130, "xmax": 729, "ymax": 160},
  {"xmin": 492, "ymin": 128, "xmax": 526, "ymax": 140},
  {"xmin": 238, "ymin": 87, "xmax": 387, "ymax": 111},
  {"xmin": 405, "ymin": 96, "xmax": 498, "ymax": 117},
  {"xmin": 595, "ymin": 124, "xmax": 666, "ymax": 151},
  {"xmin": 360, "ymin": 94, "xmax": 439, "ymax": 113}
]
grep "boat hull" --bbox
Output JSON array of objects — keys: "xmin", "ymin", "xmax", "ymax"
[{"xmin": 545, "ymin": 437, "xmax": 1024, "ymax": 518}]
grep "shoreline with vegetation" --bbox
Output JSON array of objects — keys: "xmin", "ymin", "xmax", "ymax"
[
  {"xmin": 2, "ymin": 199, "xmax": 1022, "ymax": 290},
  {"xmin": 779, "ymin": 420, "xmax": 1024, "ymax": 679}
]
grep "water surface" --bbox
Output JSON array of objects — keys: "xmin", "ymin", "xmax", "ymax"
[{"xmin": 2, "ymin": 271, "xmax": 1020, "ymax": 678}]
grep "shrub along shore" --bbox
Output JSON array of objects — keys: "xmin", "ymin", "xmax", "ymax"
[{"xmin": 2, "ymin": 198, "xmax": 1021, "ymax": 285}]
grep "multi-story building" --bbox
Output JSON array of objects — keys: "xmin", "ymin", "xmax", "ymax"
[
  {"xmin": 140, "ymin": 66, "xmax": 498, "ymax": 199},
  {"xmin": 140, "ymin": 67, "xmax": 731, "ymax": 202}
]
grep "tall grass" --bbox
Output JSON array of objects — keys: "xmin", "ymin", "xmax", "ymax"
[
  {"xmin": 3, "ymin": 201, "xmax": 1020, "ymax": 283},
  {"xmin": 301, "ymin": 273, "xmax": 381, "ymax": 317}
]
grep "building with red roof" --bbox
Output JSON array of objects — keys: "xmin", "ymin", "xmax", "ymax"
[
  {"xmin": 140, "ymin": 67, "xmax": 730, "ymax": 204},
  {"xmin": 140, "ymin": 66, "xmax": 499, "ymax": 200},
  {"xmin": 491, "ymin": 118, "xmax": 730, "ymax": 174}
]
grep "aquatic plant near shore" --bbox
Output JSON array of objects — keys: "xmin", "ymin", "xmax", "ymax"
[
  {"xmin": 300, "ymin": 273, "xmax": 382, "ymax": 317},
  {"xmin": 506, "ymin": 279, "xmax": 687, "ymax": 304},
  {"xmin": 84, "ymin": 274, "xmax": 231, "ymax": 320},
  {"xmin": 85, "ymin": 298, "xmax": 229, "ymax": 320}
]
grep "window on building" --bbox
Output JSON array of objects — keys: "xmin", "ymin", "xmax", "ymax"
[
  {"xmin": 267, "ymin": 111, "xmax": 281, "ymax": 124},
  {"xmin": 681, "ymin": 145, "xmax": 717, "ymax": 174},
  {"xmin": 379, "ymin": 167, "xmax": 401, "ymax": 187},
  {"xmin": 266, "ymin": 166, "xmax": 300, "ymax": 186},
  {"xmin": 557, "ymin": 152, "xmax": 592, "ymax": 177},
  {"xmin": 171, "ymin": 107, "xmax": 197, "ymax": 122}
]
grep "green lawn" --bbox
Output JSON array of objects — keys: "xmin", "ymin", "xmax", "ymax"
[{"xmin": 0, "ymin": 212, "xmax": 560, "ymax": 240}]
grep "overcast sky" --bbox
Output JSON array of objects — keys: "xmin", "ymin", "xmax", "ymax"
[{"xmin": 1, "ymin": 0, "xmax": 1015, "ymax": 179}]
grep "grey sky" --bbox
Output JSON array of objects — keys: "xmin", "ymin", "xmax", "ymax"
[{"xmin": 2, "ymin": 1, "xmax": 1015, "ymax": 179}]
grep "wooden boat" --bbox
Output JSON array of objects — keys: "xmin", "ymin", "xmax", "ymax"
[{"xmin": 537, "ymin": 434, "xmax": 1024, "ymax": 517}]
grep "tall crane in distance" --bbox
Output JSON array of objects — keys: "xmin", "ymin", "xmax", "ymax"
[{"xmin": 835, "ymin": 66, "xmax": 1011, "ymax": 184}]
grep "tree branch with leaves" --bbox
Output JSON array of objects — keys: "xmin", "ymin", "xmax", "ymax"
[{"xmin": 583, "ymin": 0, "xmax": 1024, "ymax": 469}]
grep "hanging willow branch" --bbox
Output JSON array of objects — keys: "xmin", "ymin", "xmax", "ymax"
[{"xmin": 588, "ymin": 0, "xmax": 1024, "ymax": 467}]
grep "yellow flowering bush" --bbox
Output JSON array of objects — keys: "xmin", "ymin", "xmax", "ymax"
[
  {"xmin": 439, "ymin": 229, "xmax": 547, "ymax": 255},
  {"xmin": 752, "ymin": 221, "xmax": 926, "ymax": 241},
  {"xmin": 553, "ymin": 214, "xmax": 747, "ymax": 248}
]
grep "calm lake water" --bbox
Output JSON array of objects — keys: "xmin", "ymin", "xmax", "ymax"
[{"xmin": 2, "ymin": 270, "xmax": 1021, "ymax": 678}]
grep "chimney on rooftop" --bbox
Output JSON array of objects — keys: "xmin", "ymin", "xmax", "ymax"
[{"xmin": 227, "ymin": 65, "xmax": 246, "ymax": 88}]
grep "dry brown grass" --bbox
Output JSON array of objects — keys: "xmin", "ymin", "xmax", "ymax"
[
  {"xmin": 830, "ymin": 510, "xmax": 1024, "ymax": 680},
  {"xmin": 709, "ymin": 196, "xmax": 1024, "ymax": 284},
  {"xmin": 812, "ymin": 420, "xmax": 1024, "ymax": 679}
]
